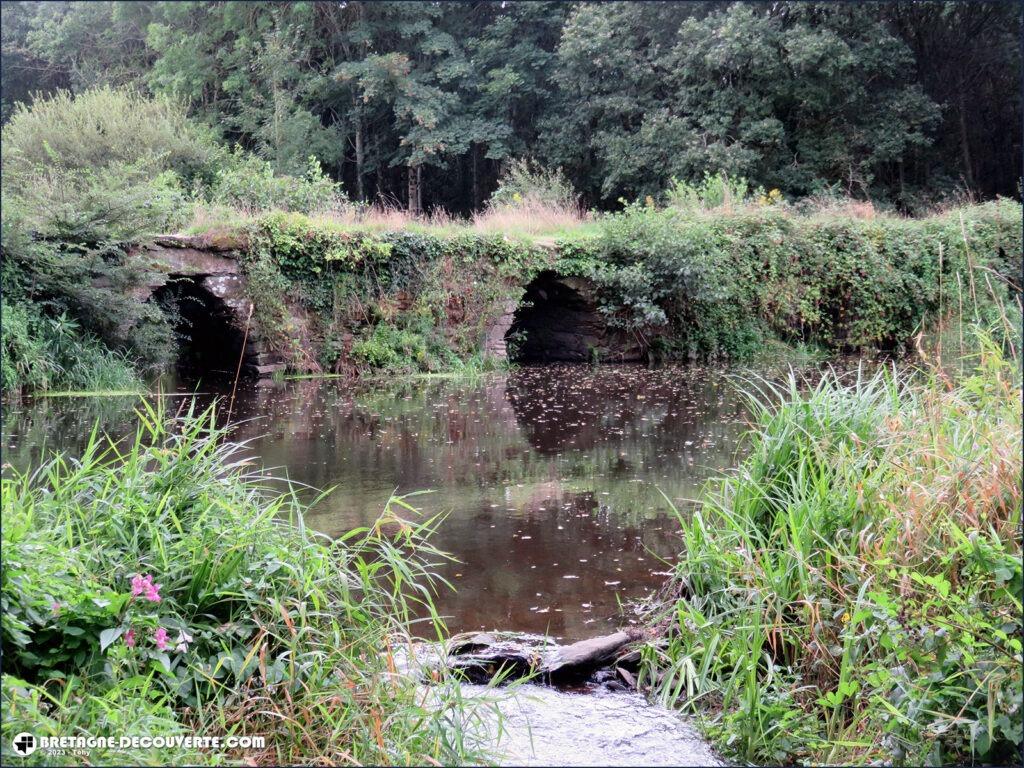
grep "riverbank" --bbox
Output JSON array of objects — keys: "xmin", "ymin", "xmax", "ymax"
[
  {"xmin": 0, "ymin": 403, "xmax": 496, "ymax": 765},
  {"xmin": 3, "ymin": 339, "xmax": 1020, "ymax": 765},
  {"xmin": 638, "ymin": 331, "xmax": 1023, "ymax": 765}
]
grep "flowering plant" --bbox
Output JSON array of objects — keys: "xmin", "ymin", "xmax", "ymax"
[{"xmin": 100, "ymin": 573, "xmax": 190, "ymax": 673}]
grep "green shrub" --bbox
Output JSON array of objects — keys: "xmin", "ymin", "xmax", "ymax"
[
  {"xmin": 641, "ymin": 334, "xmax": 1023, "ymax": 765},
  {"xmin": 352, "ymin": 323, "xmax": 429, "ymax": 370},
  {"xmin": 1, "ymin": 403, "xmax": 495, "ymax": 765},
  {"xmin": 1, "ymin": 86, "xmax": 216, "ymax": 242},
  {"xmin": 665, "ymin": 171, "xmax": 773, "ymax": 211},
  {"xmin": 0, "ymin": 87, "xmax": 221, "ymax": 394},
  {"xmin": 208, "ymin": 149, "xmax": 346, "ymax": 214},
  {"xmin": 1, "ymin": 86, "xmax": 215, "ymax": 183},
  {"xmin": 487, "ymin": 158, "xmax": 580, "ymax": 211}
]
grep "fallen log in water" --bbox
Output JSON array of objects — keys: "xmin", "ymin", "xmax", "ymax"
[{"xmin": 445, "ymin": 629, "xmax": 643, "ymax": 685}]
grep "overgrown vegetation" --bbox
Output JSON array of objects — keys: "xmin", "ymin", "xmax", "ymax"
[
  {"xmin": 0, "ymin": 88, "xmax": 364, "ymax": 395},
  {"xmin": 0, "ymin": 403, "xmax": 496, "ymax": 765},
  {"xmin": 181, "ymin": 170, "xmax": 1019, "ymax": 376},
  {"xmin": 240, "ymin": 210, "xmax": 546, "ymax": 375},
  {"xmin": 556, "ymin": 194, "xmax": 1022, "ymax": 360},
  {"xmin": 639, "ymin": 330, "xmax": 1023, "ymax": 765},
  {"xmin": 1, "ymin": 88, "xmax": 1019, "ymax": 393}
]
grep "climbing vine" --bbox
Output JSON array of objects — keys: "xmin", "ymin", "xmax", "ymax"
[
  {"xmin": 243, "ymin": 212, "xmax": 548, "ymax": 373},
  {"xmin": 236, "ymin": 201, "xmax": 1021, "ymax": 374}
]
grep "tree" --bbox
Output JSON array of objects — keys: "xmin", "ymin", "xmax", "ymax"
[
  {"xmin": 543, "ymin": 2, "xmax": 941, "ymax": 205},
  {"xmin": 2, "ymin": 1, "xmax": 1019, "ymax": 210}
]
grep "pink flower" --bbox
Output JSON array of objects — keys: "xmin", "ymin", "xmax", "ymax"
[
  {"xmin": 153, "ymin": 627, "xmax": 169, "ymax": 651},
  {"xmin": 51, "ymin": 602, "xmax": 61, "ymax": 614},
  {"xmin": 131, "ymin": 574, "xmax": 162, "ymax": 603},
  {"xmin": 124, "ymin": 628, "xmax": 136, "ymax": 648},
  {"xmin": 130, "ymin": 573, "xmax": 147, "ymax": 597}
]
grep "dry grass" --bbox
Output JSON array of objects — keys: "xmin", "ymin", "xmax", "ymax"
[
  {"xmin": 472, "ymin": 197, "xmax": 587, "ymax": 236},
  {"xmin": 798, "ymin": 196, "xmax": 881, "ymax": 219},
  {"xmin": 186, "ymin": 198, "xmax": 588, "ymax": 240}
]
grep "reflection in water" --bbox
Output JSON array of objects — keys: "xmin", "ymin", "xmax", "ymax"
[{"xmin": 2, "ymin": 364, "xmax": 750, "ymax": 641}]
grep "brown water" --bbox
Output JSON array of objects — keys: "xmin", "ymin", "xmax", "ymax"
[{"xmin": 2, "ymin": 364, "xmax": 751, "ymax": 641}]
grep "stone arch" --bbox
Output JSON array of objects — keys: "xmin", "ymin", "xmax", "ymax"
[
  {"xmin": 503, "ymin": 271, "xmax": 645, "ymax": 363},
  {"xmin": 129, "ymin": 236, "xmax": 286, "ymax": 378},
  {"xmin": 152, "ymin": 276, "xmax": 256, "ymax": 376}
]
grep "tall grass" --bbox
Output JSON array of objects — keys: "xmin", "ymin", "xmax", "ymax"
[
  {"xmin": 640, "ymin": 329, "xmax": 1022, "ymax": 765},
  {"xmin": 1, "ymin": 302, "xmax": 143, "ymax": 396},
  {"xmin": 188, "ymin": 197, "xmax": 587, "ymax": 241},
  {"xmin": 1, "ymin": 402, "xmax": 497, "ymax": 765}
]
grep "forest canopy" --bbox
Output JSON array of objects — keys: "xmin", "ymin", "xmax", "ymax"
[{"xmin": 1, "ymin": 0, "xmax": 1020, "ymax": 214}]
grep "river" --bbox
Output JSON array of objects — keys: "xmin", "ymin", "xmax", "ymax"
[
  {"xmin": 4, "ymin": 363, "xmax": 793, "ymax": 765},
  {"xmin": 3, "ymin": 364, "xmax": 755, "ymax": 642}
]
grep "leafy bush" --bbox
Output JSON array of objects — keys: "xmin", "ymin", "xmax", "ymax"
[
  {"xmin": 1, "ymin": 404, "xmax": 495, "ymax": 765},
  {"xmin": 665, "ymin": 171, "xmax": 775, "ymax": 212},
  {"xmin": 641, "ymin": 335, "xmax": 1023, "ymax": 765},
  {"xmin": 0, "ymin": 87, "xmax": 221, "ymax": 394},
  {"xmin": 1, "ymin": 86, "xmax": 215, "ymax": 242},
  {"xmin": 487, "ymin": 158, "xmax": 580, "ymax": 211},
  {"xmin": 352, "ymin": 323, "xmax": 430, "ymax": 370},
  {"xmin": 1, "ymin": 86, "xmax": 215, "ymax": 183},
  {"xmin": 207, "ymin": 148, "xmax": 347, "ymax": 214}
]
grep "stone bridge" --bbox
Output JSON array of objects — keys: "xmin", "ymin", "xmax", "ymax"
[
  {"xmin": 485, "ymin": 270, "xmax": 645, "ymax": 363},
  {"xmin": 130, "ymin": 238, "xmax": 646, "ymax": 378},
  {"xmin": 128, "ymin": 235, "xmax": 287, "ymax": 377}
]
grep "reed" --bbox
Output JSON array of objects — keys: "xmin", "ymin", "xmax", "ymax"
[
  {"xmin": 641, "ymin": 328, "xmax": 1023, "ymax": 765},
  {"xmin": 1, "ymin": 401, "xmax": 500, "ymax": 765}
]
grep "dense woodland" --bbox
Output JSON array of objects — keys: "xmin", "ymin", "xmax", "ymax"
[{"xmin": 2, "ymin": 0, "xmax": 1020, "ymax": 213}]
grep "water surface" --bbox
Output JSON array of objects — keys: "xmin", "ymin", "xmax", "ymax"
[
  {"xmin": 3, "ymin": 364, "xmax": 751, "ymax": 640},
  {"xmin": 464, "ymin": 683, "xmax": 722, "ymax": 766}
]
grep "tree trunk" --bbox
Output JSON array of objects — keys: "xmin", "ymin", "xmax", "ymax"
[
  {"xmin": 408, "ymin": 164, "xmax": 422, "ymax": 216},
  {"xmin": 416, "ymin": 164, "xmax": 423, "ymax": 214},
  {"xmin": 354, "ymin": 101, "xmax": 365, "ymax": 203},
  {"xmin": 957, "ymin": 81, "xmax": 975, "ymax": 192},
  {"xmin": 472, "ymin": 144, "xmax": 481, "ymax": 211}
]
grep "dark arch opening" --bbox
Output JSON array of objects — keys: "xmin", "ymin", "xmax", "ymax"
[
  {"xmin": 153, "ymin": 277, "xmax": 250, "ymax": 377},
  {"xmin": 505, "ymin": 271, "xmax": 604, "ymax": 363}
]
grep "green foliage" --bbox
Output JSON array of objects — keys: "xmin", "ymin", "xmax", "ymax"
[
  {"xmin": 0, "ymin": 85, "xmax": 212, "ymax": 241},
  {"xmin": 665, "ymin": 172, "xmax": 779, "ymax": 212},
  {"xmin": 641, "ymin": 340, "xmax": 1023, "ymax": 765},
  {"xmin": 207, "ymin": 149, "xmax": 347, "ymax": 214},
  {"xmin": 545, "ymin": 2, "xmax": 943, "ymax": 204},
  {"xmin": 1, "ymin": 403, "xmax": 496, "ymax": 765},
  {"xmin": 352, "ymin": 323, "xmax": 431, "ymax": 371},
  {"xmin": 0, "ymin": 86, "xmax": 222, "ymax": 394},
  {"xmin": 5, "ymin": 1, "xmax": 1016, "ymax": 211},
  {"xmin": 568, "ymin": 199, "xmax": 1022, "ymax": 360},
  {"xmin": 0, "ymin": 299, "xmax": 142, "ymax": 395},
  {"xmin": 244, "ymin": 211, "xmax": 543, "ymax": 373},
  {"xmin": 488, "ymin": 158, "xmax": 579, "ymax": 211},
  {"xmin": 1, "ymin": 86, "xmax": 215, "ymax": 183}
]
